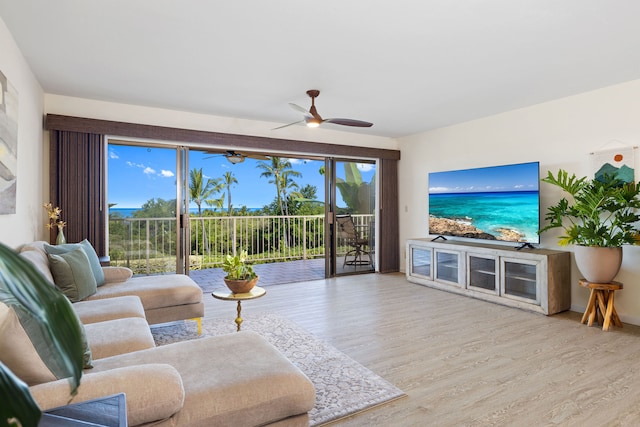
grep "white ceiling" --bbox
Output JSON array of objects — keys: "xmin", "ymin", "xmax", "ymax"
[{"xmin": 2, "ymin": 1, "xmax": 640, "ymax": 138}]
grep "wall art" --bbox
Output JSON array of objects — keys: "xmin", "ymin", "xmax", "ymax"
[
  {"xmin": 590, "ymin": 144, "xmax": 636, "ymax": 183},
  {"xmin": 0, "ymin": 69, "xmax": 18, "ymax": 214}
]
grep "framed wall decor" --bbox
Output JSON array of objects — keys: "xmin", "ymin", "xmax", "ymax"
[{"xmin": 0, "ymin": 69, "xmax": 18, "ymax": 214}]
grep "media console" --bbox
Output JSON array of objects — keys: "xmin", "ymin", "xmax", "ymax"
[{"xmin": 406, "ymin": 238, "xmax": 571, "ymax": 315}]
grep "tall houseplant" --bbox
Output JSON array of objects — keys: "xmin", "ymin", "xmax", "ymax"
[
  {"xmin": 539, "ymin": 169, "xmax": 640, "ymax": 282},
  {"xmin": 0, "ymin": 243, "xmax": 84, "ymax": 427}
]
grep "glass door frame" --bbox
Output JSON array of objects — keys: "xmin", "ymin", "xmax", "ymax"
[
  {"xmin": 324, "ymin": 157, "xmax": 378, "ymax": 277},
  {"xmin": 176, "ymin": 146, "xmax": 189, "ymax": 274}
]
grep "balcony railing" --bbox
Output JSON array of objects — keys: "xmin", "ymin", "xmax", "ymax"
[{"xmin": 108, "ymin": 214, "xmax": 373, "ymax": 275}]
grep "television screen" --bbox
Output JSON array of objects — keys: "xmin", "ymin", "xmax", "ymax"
[{"xmin": 428, "ymin": 161, "xmax": 540, "ymax": 244}]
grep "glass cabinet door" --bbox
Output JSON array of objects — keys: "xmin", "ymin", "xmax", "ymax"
[
  {"xmin": 435, "ymin": 250, "xmax": 460, "ymax": 285},
  {"xmin": 501, "ymin": 258, "xmax": 540, "ymax": 303},
  {"xmin": 410, "ymin": 246, "xmax": 432, "ymax": 279},
  {"xmin": 467, "ymin": 254, "xmax": 498, "ymax": 294}
]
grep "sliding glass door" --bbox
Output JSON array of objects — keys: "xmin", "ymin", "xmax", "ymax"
[
  {"xmin": 108, "ymin": 140, "xmax": 377, "ymax": 281},
  {"xmin": 107, "ymin": 143, "xmax": 180, "ymax": 274},
  {"xmin": 326, "ymin": 159, "xmax": 377, "ymax": 276}
]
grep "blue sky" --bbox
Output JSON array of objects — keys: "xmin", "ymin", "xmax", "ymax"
[
  {"xmin": 107, "ymin": 144, "xmax": 375, "ymax": 209},
  {"xmin": 428, "ymin": 161, "xmax": 539, "ymax": 194}
]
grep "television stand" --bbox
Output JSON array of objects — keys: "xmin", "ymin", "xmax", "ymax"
[{"xmin": 405, "ymin": 238, "xmax": 570, "ymax": 315}]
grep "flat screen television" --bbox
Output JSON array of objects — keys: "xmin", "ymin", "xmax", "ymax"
[{"xmin": 428, "ymin": 161, "xmax": 540, "ymax": 244}]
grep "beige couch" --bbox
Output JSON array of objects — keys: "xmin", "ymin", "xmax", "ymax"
[
  {"xmin": 1, "ymin": 243, "xmax": 316, "ymax": 426},
  {"xmin": 19, "ymin": 241, "xmax": 204, "ymax": 325}
]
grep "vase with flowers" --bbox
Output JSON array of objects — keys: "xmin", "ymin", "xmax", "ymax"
[{"xmin": 44, "ymin": 202, "xmax": 67, "ymax": 245}]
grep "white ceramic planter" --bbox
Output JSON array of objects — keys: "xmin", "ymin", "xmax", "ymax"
[{"xmin": 573, "ymin": 245, "xmax": 623, "ymax": 283}]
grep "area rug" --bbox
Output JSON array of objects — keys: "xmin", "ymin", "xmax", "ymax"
[{"xmin": 151, "ymin": 313, "xmax": 406, "ymax": 426}]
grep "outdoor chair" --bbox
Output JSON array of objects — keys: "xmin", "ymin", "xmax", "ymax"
[{"xmin": 335, "ymin": 214, "xmax": 373, "ymax": 267}]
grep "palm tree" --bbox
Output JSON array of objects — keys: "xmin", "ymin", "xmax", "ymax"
[
  {"xmin": 189, "ymin": 168, "xmax": 222, "ymax": 254},
  {"xmin": 205, "ymin": 195, "xmax": 225, "ymax": 212},
  {"xmin": 256, "ymin": 157, "xmax": 301, "ymax": 216},
  {"xmin": 257, "ymin": 158, "xmax": 302, "ymax": 248},
  {"xmin": 221, "ymin": 171, "xmax": 238, "ymax": 215},
  {"xmin": 279, "ymin": 171, "xmax": 300, "ymax": 217}
]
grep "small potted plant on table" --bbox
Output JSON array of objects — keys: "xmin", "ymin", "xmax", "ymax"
[{"xmin": 222, "ymin": 250, "xmax": 258, "ymax": 294}]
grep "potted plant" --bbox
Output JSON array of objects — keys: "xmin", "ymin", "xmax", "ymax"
[
  {"xmin": 539, "ymin": 169, "xmax": 640, "ymax": 282},
  {"xmin": 0, "ymin": 242, "xmax": 84, "ymax": 427},
  {"xmin": 222, "ymin": 250, "xmax": 259, "ymax": 294}
]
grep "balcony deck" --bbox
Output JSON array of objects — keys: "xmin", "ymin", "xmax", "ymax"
[{"xmin": 189, "ymin": 257, "xmax": 373, "ymax": 293}]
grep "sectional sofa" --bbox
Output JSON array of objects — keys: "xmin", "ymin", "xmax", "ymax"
[{"xmin": 0, "ymin": 241, "xmax": 316, "ymax": 426}]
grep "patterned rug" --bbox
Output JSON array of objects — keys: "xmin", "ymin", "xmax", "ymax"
[{"xmin": 151, "ymin": 313, "xmax": 406, "ymax": 426}]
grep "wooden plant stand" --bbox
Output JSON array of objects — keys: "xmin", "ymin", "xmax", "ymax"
[{"xmin": 579, "ymin": 279, "xmax": 623, "ymax": 331}]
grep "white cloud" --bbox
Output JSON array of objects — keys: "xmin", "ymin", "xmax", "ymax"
[
  {"xmin": 143, "ymin": 167, "xmax": 156, "ymax": 175},
  {"xmin": 160, "ymin": 170, "xmax": 174, "ymax": 177},
  {"xmin": 429, "ymin": 186, "xmax": 450, "ymax": 192},
  {"xmin": 126, "ymin": 161, "xmax": 145, "ymax": 168},
  {"xmin": 109, "ymin": 150, "xmax": 119, "ymax": 159},
  {"xmin": 357, "ymin": 163, "xmax": 374, "ymax": 172}
]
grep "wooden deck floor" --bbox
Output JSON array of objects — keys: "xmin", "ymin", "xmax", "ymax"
[{"xmin": 198, "ymin": 273, "xmax": 640, "ymax": 426}]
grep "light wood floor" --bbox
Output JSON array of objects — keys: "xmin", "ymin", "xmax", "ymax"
[{"xmin": 202, "ymin": 273, "xmax": 640, "ymax": 426}]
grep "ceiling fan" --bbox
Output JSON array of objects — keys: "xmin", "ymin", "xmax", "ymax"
[
  {"xmin": 205, "ymin": 150, "xmax": 270, "ymax": 164},
  {"xmin": 274, "ymin": 90, "xmax": 373, "ymax": 130}
]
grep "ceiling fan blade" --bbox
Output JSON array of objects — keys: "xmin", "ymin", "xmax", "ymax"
[
  {"xmin": 289, "ymin": 103, "xmax": 312, "ymax": 117},
  {"xmin": 324, "ymin": 118, "xmax": 373, "ymax": 128},
  {"xmin": 272, "ymin": 120, "xmax": 304, "ymax": 130},
  {"xmin": 243, "ymin": 153, "xmax": 270, "ymax": 160}
]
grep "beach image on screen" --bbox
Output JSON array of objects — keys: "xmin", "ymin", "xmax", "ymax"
[{"xmin": 428, "ymin": 162, "xmax": 540, "ymax": 243}]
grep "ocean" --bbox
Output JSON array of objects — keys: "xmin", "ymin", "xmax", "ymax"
[
  {"xmin": 428, "ymin": 191, "xmax": 540, "ymax": 242},
  {"xmin": 109, "ymin": 207, "xmax": 262, "ymax": 217}
]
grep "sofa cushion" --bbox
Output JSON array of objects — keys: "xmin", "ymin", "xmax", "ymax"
[
  {"xmin": 84, "ymin": 317, "xmax": 155, "ymax": 359},
  {"xmin": 19, "ymin": 247, "xmax": 55, "ymax": 285},
  {"xmin": 45, "ymin": 240, "xmax": 105, "ymax": 286},
  {"xmin": 86, "ymin": 274, "xmax": 202, "ymax": 311},
  {"xmin": 29, "ymin": 364, "xmax": 185, "ymax": 426},
  {"xmin": 90, "ymin": 332, "xmax": 315, "ymax": 426},
  {"xmin": 102, "ymin": 266, "xmax": 133, "ymax": 283},
  {"xmin": 73, "ymin": 295, "xmax": 146, "ymax": 324},
  {"xmin": 0, "ymin": 301, "xmax": 93, "ymax": 386},
  {"xmin": 48, "ymin": 248, "xmax": 97, "ymax": 302}
]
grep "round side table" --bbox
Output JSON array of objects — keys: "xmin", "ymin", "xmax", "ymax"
[
  {"xmin": 212, "ymin": 286, "xmax": 266, "ymax": 331},
  {"xmin": 579, "ymin": 279, "xmax": 623, "ymax": 331}
]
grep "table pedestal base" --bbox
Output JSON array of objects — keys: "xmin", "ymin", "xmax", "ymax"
[{"xmin": 235, "ymin": 300, "xmax": 243, "ymax": 331}]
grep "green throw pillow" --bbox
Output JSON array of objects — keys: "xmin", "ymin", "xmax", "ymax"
[
  {"xmin": 48, "ymin": 248, "xmax": 97, "ymax": 302},
  {"xmin": 45, "ymin": 239, "xmax": 105, "ymax": 286}
]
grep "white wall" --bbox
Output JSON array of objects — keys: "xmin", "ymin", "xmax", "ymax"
[
  {"xmin": 0, "ymin": 16, "xmax": 44, "ymax": 248},
  {"xmin": 398, "ymin": 78, "xmax": 640, "ymax": 325}
]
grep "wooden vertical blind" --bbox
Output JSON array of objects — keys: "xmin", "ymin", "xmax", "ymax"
[
  {"xmin": 378, "ymin": 158, "xmax": 399, "ymax": 273},
  {"xmin": 49, "ymin": 130, "xmax": 106, "ymax": 257}
]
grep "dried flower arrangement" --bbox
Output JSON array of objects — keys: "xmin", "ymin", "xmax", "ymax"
[{"xmin": 44, "ymin": 202, "xmax": 66, "ymax": 231}]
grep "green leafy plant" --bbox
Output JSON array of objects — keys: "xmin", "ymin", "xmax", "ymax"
[
  {"xmin": 539, "ymin": 169, "xmax": 640, "ymax": 246},
  {"xmin": 222, "ymin": 250, "xmax": 257, "ymax": 280},
  {"xmin": 0, "ymin": 242, "xmax": 84, "ymax": 427}
]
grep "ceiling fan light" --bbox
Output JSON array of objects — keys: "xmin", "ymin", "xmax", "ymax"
[
  {"xmin": 306, "ymin": 119, "xmax": 321, "ymax": 128},
  {"xmin": 226, "ymin": 153, "xmax": 245, "ymax": 164}
]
